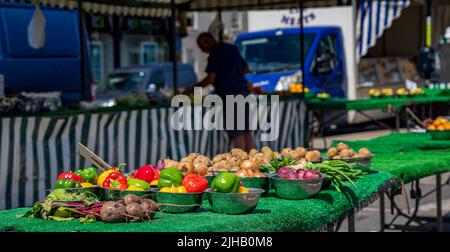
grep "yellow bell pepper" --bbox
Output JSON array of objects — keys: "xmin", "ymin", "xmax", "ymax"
[
  {"xmin": 97, "ymin": 169, "xmax": 115, "ymax": 186},
  {"xmin": 159, "ymin": 185, "xmax": 187, "ymax": 193},
  {"xmin": 238, "ymin": 186, "xmax": 249, "ymax": 193},
  {"xmin": 150, "ymin": 180, "xmax": 158, "ymax": 186},
  {"xmin": 81, "ymin": 182, "xmax": 94, "ymax": 188},
  {"xmin": 127, "ymin": 185, "xmax": 144, "ymax": 191}
]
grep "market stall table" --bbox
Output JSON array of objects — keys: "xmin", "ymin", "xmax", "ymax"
[
  {"xmin": 0, "ymin": 170, "xmax": 396, "ymax": 232},
  {"xmin": 307, "ymin": 94, "xmax": 450, "ymax": 147},
  {"xmin": 0, "ymin": 97, "xmax": 309, "ymax": 211},
  {"xmin": 335, "ymin": 132, "xmax": 450, "ymax": 232}
]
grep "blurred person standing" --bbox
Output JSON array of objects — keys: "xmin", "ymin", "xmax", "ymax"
[{"xmin": 184, "ymin": 32, "xmax": 254, "ymax": 151}]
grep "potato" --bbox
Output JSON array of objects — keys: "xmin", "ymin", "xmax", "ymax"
[
  {"xmin": 348, "ymin": 149, "xmax": 356, "ymax": 157},
  {"xmin": 273, "ymin": 151, "xmax": 281, "ymax": 159},
  {"xmin": 340, "ymin": 149, "xmax": 351, "ymax": 159},
  {"xmin": 294, "ymin": 147, "xmax": 307, "ymax": 158},
  {"xmin": 187, "ymin": 152, "xmax": 200, "ymax": 159},
  {"xmin": 211, "ymin": 160, "xmax": 231, "ymax": 171},
  {"xmin": 352, "ymin": 154, "xmax": 360, "ymax": 159},
  {"xmin": 358, "ymin": 148, "xmax": 372, "ymax": 157},
  {"xmin": 281, "ymin": 147, "xmax": 293, "ymax": 158},
  {"xmin": 164, "ymin": 159, "xmax": 179, "ymax": 169},
  {"xmin": 305, "ymin": 150, "xmax": 321, "ymax": 162},
  {"xmin": 227, "ymin": 156, "xmax": 242, "ymax": 168},
  {"xmin": 194, "ymin": 165, "xmax": 209, "ymax": 176},
  {"xmin": 249, "ymin": 149, "xmax": 258, "ymax": 157},
  {"xmin": 212, "ymin": 154, "xmax": 226, "ymax": 163},
  {"xmin": 230, "ymin": 148, "xmax": 248, "ymax": 160},
  {"xmin": 336, "ymin": 143, "xmax": 349, "ymax": 151},
  {"xmin": 261, "ymin": 146, "xmax": 273, "ymax": 157},
  {"xmin": 180, "ymin": 157, "xmax": 194, "ymax": 163},
  {"xmin": 332, "ymin": 155, "xmax": 342, "ymax": 159},
  {"xmin": 326, "ymin": 147, "xmax": 338, "ymax": 159},
  {"xmin": 178, "ymin": 161, "xmax": 195, "ymax": 175},
  {"xmin": 241, "ymin": 159, "xmax": 258, "ymax": 171}
]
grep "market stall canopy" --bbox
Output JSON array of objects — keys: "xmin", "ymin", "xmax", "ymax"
[{"xmin": 4, "ymin": 0, "xmax": 344, "ymax": 17}]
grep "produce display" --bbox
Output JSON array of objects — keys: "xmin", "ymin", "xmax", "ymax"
[
  {"xmin": 156, "ymin": 168, "xmax": 208, "ymax": 193},
  {"xmin": 425, "ymin": 116, "xmax": 450, "ymax": 131},
  {"xmin": 20, "ymin": 141, "xmax": 375, "ymax": 224},
  {"xmin": 210, "ymin": 172, "xmax": 249, "ymax": 194},
  {"xmin": 316, "ymin": 92, "xmax": 330, "ymax": 100},
  {"xmin": 277, "ymin": 167, "xmax": 323, "ymax": 180},
  {"xmin": 311, "ymin": 160, "xmax": 366, "ymax": 192},
  {"xmin": 326, "ymin": 143, "xmax": 372, "ymax": 160},
  {"xmin": 368, "ymin": 87, "xmax": 425, "ymax": 98},
  {"xmin": 100, "ymin": 194, "xmax": 158, "ymax": 223},
  {"xmin": 289, "ymin": 84, "xmax": 309, "ymax": 93}
]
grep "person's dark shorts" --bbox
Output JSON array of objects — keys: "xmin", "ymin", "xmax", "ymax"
[{"xmin": 219, "ymin": 90, "xmax": 252, "ymax": 139}]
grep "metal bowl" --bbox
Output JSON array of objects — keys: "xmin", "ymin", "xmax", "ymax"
[
  {"xmin": 46, "ymin": 186, "xmax": 100, "ymax": 197},
  {"xmin": 271, "ymin": 176, "xmax": 323, "ymax": 200},
  {"xmin": 205, "ymin": 175, "xmax": 216, "ymax": 187},
  {"xmin": 151, "ymin": 189, "xmax": 204, "ymax": 213},
  {"xmin": 100, "ymin": 187, "xmax": 152, "ymax": 201},
  {"xmin": 335, "ymin": 155, "xmax": 373, "ymax": 171},
  {"xmin": 240, "ymin": 177, "xmax": 271, "ymax": 196},
  {"xmin": 206, "ymin": 188, "xmax": 264, "ymax": 215},
  {"xmin": 429, "ymin": 130, "xmax": 450, "ymax": 140}
]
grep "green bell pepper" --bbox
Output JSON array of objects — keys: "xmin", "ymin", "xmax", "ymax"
[
  {"xmin": 74, "ymin": 167, "xmax": 98, "ymax": 184},
  {"xmin": 158, "ymin": 168, "xmax": 183, "ymax": 188},
  {"xmin": 55, "ymin": 179, "xmax": 82, "ymax": 189},
  {"xmin": 211, "ymin": 172, "xmax": 240, "ymax": 193},
  {"xmin": 127, "ymin": 178, "xmax": 150, "ymax": 190}
]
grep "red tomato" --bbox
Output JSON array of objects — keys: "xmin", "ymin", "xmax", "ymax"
[
  {"xmin": 57, "ymin": 172, "xmax": 83, "ymax": 183},
  {"xmin": 182, "ymin": 174, "xmax": 208, "ymax": 193},
  {"xmin": 135, "ymin": 165, "xmax": 158, "ymax": 183}
]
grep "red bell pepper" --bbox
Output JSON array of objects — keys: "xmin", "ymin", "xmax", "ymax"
[
  {"xmin": 102, "ymin": 171, "xmax": 128, "ymax": 190},
  {"xmin": 182, "ymin": 174, "xmax": 208, "ymax": 193},
  {"xmin": 132, "ymin": 165, "xmax": 160, "ymax": 184},
  {"xmin": 57, "ymin": 172, "xmax": 83, "ymax": 183}
]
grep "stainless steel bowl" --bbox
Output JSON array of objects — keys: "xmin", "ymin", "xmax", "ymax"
[
  {"xmin": 338, "ymin": 155, "xmax": 373, "ymax": 171},
  {"xmin": 206, "ymin": 188, "xmax": 264, "ymax": 215},
  {"xmin": 271, "ymin": 176, "xmax": 323, "ymax": 200},
  {"xmin": 100, "ymin": 187, "xmax": 152, "ymax": 201},
  {"xmin": 240, "ymin": 177, "xmax": 271, "ymax": 196},
  {"xmin": 151, "ymin": 189, "xmax": 204, "ymax": 213}
]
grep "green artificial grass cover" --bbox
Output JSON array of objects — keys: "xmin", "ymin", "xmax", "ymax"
[
  {"xmin": 0, "ymin": 171, "xmax": 395, "ymax": 232},
  {"xmin": 307, "ymin": 96, "xmax": 450, "ymax": 111},
  {"xmin": 333, "ymin": 133, "xmax": 450, "ymax": 183}
]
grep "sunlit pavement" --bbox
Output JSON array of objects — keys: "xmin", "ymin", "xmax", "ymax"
[{"xmin": 313, "ymin": 130, "xmax": 450, "ymax": 232}]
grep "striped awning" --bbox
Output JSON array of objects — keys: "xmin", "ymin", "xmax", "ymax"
[
  {"xmin": 186, "ymin": 0, "xmax": 343, "ymax": 11},
  {"xmin": 356, "ymin": 0, "xmax": 411, "ymax": 60},
  {"xmin": 4, "ymin": 0, "xmax": 343, "ymax": 17}
]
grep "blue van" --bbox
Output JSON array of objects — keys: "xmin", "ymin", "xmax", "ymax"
[
  {"xmin": 235, "ymin": 27, "xmax": 346, "ymax": 97},
  {"xmin": 0, "ymin": 2, "xmax": 91, "ymax": 103}
]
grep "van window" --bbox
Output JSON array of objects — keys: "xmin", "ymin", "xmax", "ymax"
[
  {"xmin": 236, "ymin": 33, "xmax": 315, "ymax": 74},
  {"xmin": 310, "ymin": 34, "xmax": 338, "ymax": 74},
  {"xmin": 149, "ymin": 70, "xmax": 164, "ymax": 87}
]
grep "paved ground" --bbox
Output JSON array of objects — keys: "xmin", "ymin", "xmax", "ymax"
[{"xmin": 312, "ymin": 130, "xmax": 450, "ymax": 232}]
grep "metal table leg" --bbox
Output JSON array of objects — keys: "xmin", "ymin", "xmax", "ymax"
[
  {"xmin": 379, "ymin": 192, "xmax": 385, "ymax": 232},
  {"xmin": 348, "ymin": 209, "xmax": 355, "ymax": 232},
  {"xmin": 436, "ymin": 174, "xmax": 443, "ymax": 232}
]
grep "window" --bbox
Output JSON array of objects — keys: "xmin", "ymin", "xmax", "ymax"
[
  {"xmin": 186, "ymin": 12, "xmax": 198, "ymax": 29},
  {"xmin": 230, "ymin": 12, "xmax": 242, "ymax": 30},
  {"xmin": 236, "ymin": 34, "xmax": 315, "ymax": 74},
  {"xmin": 140, "ymin": 42, "xmax": 158, "ymax": 64},
  {"xmin": 90, "ymin": 41, "xmax": 104, "ymax": 83},
  {"xmin": 310, "ymin": 34, "xmax": 338, "ymax": 75}
]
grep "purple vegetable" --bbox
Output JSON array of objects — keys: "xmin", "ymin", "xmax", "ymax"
[
  {"xmin": 303, "ymin": 169, "xmax": 322, "ymax": 179},
  {"xmin": 156, "ymin": 158, "xmax": 165, "ymax": 171},
  {"xmin": 278, "ymin": 167, "xmax": 298, "ymax": 179},
  {"xmin": 296, "ymin": 169, "xmax": 306, "ymax": 179}
]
